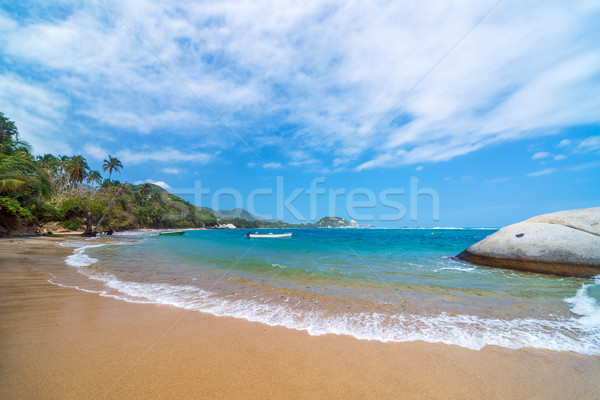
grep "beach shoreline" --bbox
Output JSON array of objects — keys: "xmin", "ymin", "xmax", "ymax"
[{"xmin": 1, "ymin": 236, "xmax": 599, "ymax": 399}]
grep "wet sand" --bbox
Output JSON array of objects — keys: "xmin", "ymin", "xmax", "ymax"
[{"xmin": 1, "ymin": 236, "xmax": 599, "ymax": 399}]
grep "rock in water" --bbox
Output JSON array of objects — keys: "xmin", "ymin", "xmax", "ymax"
[{"xmin": 457, "ymin": 208, "xmax": 600, "ymax": 277}]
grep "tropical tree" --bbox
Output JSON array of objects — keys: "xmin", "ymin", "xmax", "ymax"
[
  {"xmin": 0, "ymin": 113, "xmax": 51, "ymax": 200},
  {"xmin": 140, "ymin": 183, "xmax": 151, "ymax": 207},
  {"xmin": 66, "ymin": 155, "xmax": 89, "ymax": 185},
  {"xmin": 36, "ymin": 154, "xmax": 59, "ymax": 175},
  {"xmin": 0, "ymin": 112, "xmax": 19, "ymax": 144},
  {"xmin": 55, "ymin": 155, "xmax": 71, "ymax": 194},
  {"xmin": 140, "ymin": 183, "xmax": 151, "ymax": 197},
  {"xmin": 86, "ymin": 170, "xmax": 103, "ymax": 187},
  {"xmin": 0, "ymin": 152, "xmax": 38, "ymax": 193},
  {"xmin": 103, "ymin": 155, "xmax": 123, "ymax": 181}
]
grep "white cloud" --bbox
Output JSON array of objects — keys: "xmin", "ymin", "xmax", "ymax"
[
  {"xmin": 287, "ymin": 150, "xmax": 321, "ymax": 169},
  {"xmin": 0, "ymin": 73, "xmax": 70, "ymax": 155},
  {"xmin": 134, "ymin": 179, "xmax": 172, "ymax": 190},
  {"xmin": 553, "ymin": 154, "xmax": 566, "ymax": 161},
  {"xmin": 117, "ymin": 148, "xmax": 213, "ymax": 165},
  {"xmin": 416, "ymin": 166, "xmax": 423, "ymax": 171},
  {"xmin": 532, "ymin": 152, "xmax": 551, "ymax": 160},
  {"xmin": 578, "ymin": 135, "xmax": 600, "ymax": 152},
  {"xmin": 161, "ymin": 167, "xmax": 183, "ymax": 174},
  {"xmin": 558, "ymin": 139, "xmax": 571, "ymax": 147},
  {"xmin": 566, "ymin": 161, "xmax": 600, "ymax": 172},
  {"xmin": 527, "ymin": 168, "xmax": 556, "ymax": 177},
  {"xmin": 263, "ymin": 162, "xmax": 282, "ymax": 169},
  {"xmin": 526, "ymin": 161, "xmax": 600, "ymax": 177},
  {"xmin": 84, "ymin": 143, "xmax": 108, "ymax": 160},
  {"xmin": 2, "ymin": 1, "xmax": 599, "ymax": 169}
]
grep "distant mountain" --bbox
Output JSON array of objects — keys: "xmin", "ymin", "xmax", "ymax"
[
  {"xmin": 312, "ymin": 216, "xmax": 358, "ymax": 228},
  {"xmin": 213, "ymin": 208, "xmax": 269, "ymax": 221},
  {"xmin": 202, "ymin": 207, "xmax": 360, "ymax": 229}
]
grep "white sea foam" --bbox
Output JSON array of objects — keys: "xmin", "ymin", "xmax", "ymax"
[
  {"xmin": 61, "ymin": 266, "xmax": 600, "ymax": 356},
  {"xmin": 60, "ymin": 243, "xmax": 600, "ymax": 356},
  {"xmin": 62, "ymin": 240, "xmax": 132, "ymax": 267},
  {"xmin": 47, "ymin": 273, "xmax": 106, "ymax": 295},
  {"xmin": 564, "ymin": 276, "xmax": 600, "ymax": 327},
  {"xmin": 435, "ymin": 266, "xmax": 478, "ymax": 273},
  {"xmin": 64, "ymin": 244, "xmax": 106, "ymax": 267}
]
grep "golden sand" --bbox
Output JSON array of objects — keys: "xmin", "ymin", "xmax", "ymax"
[{"xmin": 1, "ymin": 237, "xmax": 599, "ymax": 399}]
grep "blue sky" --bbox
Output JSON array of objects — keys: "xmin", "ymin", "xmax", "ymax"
[{"xmin": 1, "ymin": 0, "xmax": 599, "ymax": 227}]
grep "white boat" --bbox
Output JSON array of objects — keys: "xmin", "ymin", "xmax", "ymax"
[{"xmin": 246, "ymin": 232, "xmax": 292, "ymax": 239}]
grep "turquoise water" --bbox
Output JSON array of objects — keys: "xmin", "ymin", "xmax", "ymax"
[{"xmin": 62, "ymin": 229, "xmax": 600, "ymax": 355}]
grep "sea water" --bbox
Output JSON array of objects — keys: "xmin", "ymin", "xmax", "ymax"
[{"xmin": 59, "ymin": 229, "xmax": 600, "ymax": 355}]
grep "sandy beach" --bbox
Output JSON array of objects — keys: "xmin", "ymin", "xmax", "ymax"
[{"xmin": 1, "ymin": 236, "xmax": 599, "ymax": 399}]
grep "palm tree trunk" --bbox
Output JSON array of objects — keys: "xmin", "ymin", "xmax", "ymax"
[{"xmin": 83, "ymin": 180, "xmax": 127, "ymax": 236}]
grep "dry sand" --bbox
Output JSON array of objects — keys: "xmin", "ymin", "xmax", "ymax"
[{"xmin": 1, "ymin": 236, "xmax": 599, "ymax": 399}]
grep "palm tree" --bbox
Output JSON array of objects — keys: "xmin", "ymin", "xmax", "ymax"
[
  {"xmin": 66, "ymin": 155, "xmax": 89, "ymax": 185},
  {"xmin": 0, "ymin": 139, "xmax": 51, "ymax": 200},
  {"xmin": 0, "ymin": 112, "xmax": 19, "ymax": 144},
  {"xmin": 86, "ymin": 170, "xmax": 103, "ymax": 187},
  {"xmin": 56, "ymin": 155, "xmax": 71, "ymax": 194},
  {"xmin": 0, "ymin": 154, "xmax": 37, "ymax": 192},
  {"xmin": 36, "ymin": 154, "xmax": 59, "ymax": 176},
  {"xmin": 103, "ymin": 155, "xmax": 123, "ymax": 181},
  {"xmin": 140, "ymin": 183, "xmax": 151, "ymax": 197},
  {"xmin": 140, "ymin": 183, "xmax": 151, "ymax": 207}
]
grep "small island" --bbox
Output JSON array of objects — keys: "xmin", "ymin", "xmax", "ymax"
[{"xmin": 311, "ymin": 216, "xmax": 359, "ymax": 228}]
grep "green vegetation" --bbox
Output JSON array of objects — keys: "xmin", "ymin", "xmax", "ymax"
[
  {"xmin": 219, "ymin": 217, "xmax": 307, "ymax": 229},
  {"xmin": 311, "ymin": 216, "xmax": 357, "ymax": 228},
  {"xmin": 0, "ymin": 112, "xmax": 217, "ymax": 237},
  {"xmin": 0, "ymin": 112, "xmax": 359, "ymax": 236},
  {"xmin": 218, "ymin": 213, "xmax": 356, "ymax": 229},
  {"xmin": 214, "ymin": 208, "xmax": 307, "ymax": 228}
]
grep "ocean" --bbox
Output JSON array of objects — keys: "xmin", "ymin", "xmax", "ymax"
[{"xmin": 58, "ymin": 228, "xmax": 600, "ymax": 355}]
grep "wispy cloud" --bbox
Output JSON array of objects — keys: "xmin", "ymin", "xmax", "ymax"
[
  {"xmin": 528, "ymin": 160, "xmax": 600, "ymax": 177},
  {"xmin": 578, "ymin": 135, "xmax": 600, "ymax": 152},
  {"xmin": 558, "ymin": 139, "xmax": 571, "ymax": 147},
  {"xmin": 117, "ymin": 148, "xmax": 213, "ymax": 165},
  {"xmin": 263, "ymin": 162, "xmax": 282, "ymax": 169},
  {"xmin": 161, "ymin": 167, "xmax": 183, "ymax": 174},
  {"xmin": 1, "ymin": 1, "xmax": 599, "ymax": 170},
  {"xmin": 0, "ymin": 73, "xmax": 70, "ymax": 154},
  {"xmin": 566, "ymin": 161, "xmax": 600, "ymax": 172},
  {"xmin": 134, "ymin": 179, "xmax": 172, "ymax": 190},
  {"xmin": 527, "ymin": 168, "xmax": 556, "ymax": 177},
  {"xmin": 532, "ymin": 151, "xmax": 551, "ymax": 160},
  {"xmin": 84, "ymin": 143, "xmax": 108, "ymax": 160}
]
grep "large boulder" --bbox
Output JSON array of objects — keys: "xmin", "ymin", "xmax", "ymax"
[{"xmin": 456, "ymin": 208, "xmax": 600, "ymax": 277}]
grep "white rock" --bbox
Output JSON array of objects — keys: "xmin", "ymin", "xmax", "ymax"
[
  {"xmin": 217, "ymin": 223, "xmax": 237, "ymax": 229},
  {"xmin": 457, "ymin": 208, "xmax": 600, "ymax": 277}
]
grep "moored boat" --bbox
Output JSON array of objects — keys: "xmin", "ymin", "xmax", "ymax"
[
  {"xmin": 159, "ymin": 231, "xmax": 186, "ymax": 236},
  {"xmin": 246, "ymin": 232, "xmax": 292, "ymax": 239}
]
